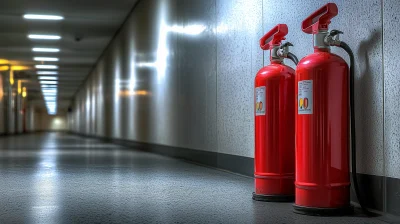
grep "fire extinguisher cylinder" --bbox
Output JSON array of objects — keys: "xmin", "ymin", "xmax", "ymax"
[
  {"xmin": 253, "ymin": 24, "xmax": 298, "ymax": 202},
  {"xmin": 293, "ymin": 2, "xmax": 372, "ymax": 216}
]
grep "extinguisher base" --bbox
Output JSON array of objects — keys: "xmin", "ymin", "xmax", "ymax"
[
  {"xmin": 252, "ymin": 192, "xmax": 294, "ymax": 202},
  {"xmin": 293, "ymin": 204, "xmax": 354, "ymax": 216}
]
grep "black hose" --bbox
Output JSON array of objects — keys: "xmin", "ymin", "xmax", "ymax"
[
  {"xmin": 287, "ymin": 52, "xmax": 299, "ymax": 65},
  {"xmin": 339, "ymin": 41, "xmax": 373, "ymax": 216}
]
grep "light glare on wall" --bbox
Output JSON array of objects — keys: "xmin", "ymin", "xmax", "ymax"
[
  {"xmin": 11, "ymin": 65, "xmax": 32, "ymax": 71},
  {"xmin": 22, "ymin": 87, "xmax": 27, "ymax": 98},
  {"xmin": 0, "ymin": 65, "xmax": 9, "ymax": 71},
  {"xmin": 18, "ymin": 80, "xmax": 22, "ymax": 94},
  {"xmin": 167, "ymin": 24, "xmax": 206, "ymax": 35},
  {"xmin": 10, "ymin": 70, "xmax": 14, "ymax": 85}
]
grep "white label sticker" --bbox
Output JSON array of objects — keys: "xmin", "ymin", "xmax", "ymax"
[
  {"xmin": 255, "ymin": 86, "xmax": 266, "ymax": 116},
  {"xmin": 298, "ymin": 80, "xmax": 313, "ymax": 114}
]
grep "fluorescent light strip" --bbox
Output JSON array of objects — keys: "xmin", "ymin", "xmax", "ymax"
[
  {"xmin": 40, "ymin": 81, "xmax": 58, "ymax": 84},
  {"xmin": 34, "ymin": 57, "xmax": 59, "ymax": 62},
  {"xmin": 33, "ymin": 48, "xmax": 60, "ymax": 53},
  {"xmin": 39, "ymin": 76, "xmax": 58, "ymax": 80},
  {"xmin": 45, "ymin": 97, "xmax": 57, "ymax": 101},
  {"xmin": 41, "ymin": 90, "xmax": 58, "ymax": 93},
  {"xmin": 42, "ymin": 88, "xmax": 57, "ymax": 91},
  {"xmin": 37, "ymin": 71, "xmax": 58, "ymax": 75},
  {"xmin": 35, "ymin": 65, "xmax": 58, "ymax": 69},
  {"xmin": 24, "ymin": 14, "xmax": 64, "ymax": 20},
  {"xmin": 41, "ymin": 85, "xmax": 57, "ymax": 88},
  {"xmin": 28, "ymin": 34, "xmax": 61, "ymax": 40}
]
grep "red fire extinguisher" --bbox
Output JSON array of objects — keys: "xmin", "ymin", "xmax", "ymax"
[
  {"xmin": 294, "ymin": 3, "xmax": 371, "ymax": 216},
  {"xmin": 253, "ymin": 24, "xmax": 298, "ymax": 202}
]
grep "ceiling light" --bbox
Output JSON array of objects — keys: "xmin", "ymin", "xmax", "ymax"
[
  {"xmin": 37, "ymin": 71, "xmax": 58, "ymax": 75},
  {"xmin": 39, "ymin": 76, "xmax": 58, "ymax": 80},
  {"xmin": 28, "ymin": 34, "xmax": 61, "ymax": 40},
  {"xmin": 32, "ymin": 48, "xmax": 60, "ymax": 53},
  {"xmin": 40, "ymin": 81, "xmax": 58, "ymax": 84},
  {"xmin": 44, "ymin": 96, "xmax": 57, "ymax": 100},
  {"xmin": 42, "ymin": 90, "xmax": 57, "ymax": 94},
  {"xmin": 43, "ymin": 90, "xmax": 57, "ymax": 94},
  {"xmin": 35, "ymin": 65, "xmax": 58, "ymax": 69},
  {"xmin": 44, "ymin": 94, "xmax": 57, "ymax": 97},
  {"xmin": 23, "ymin": 14, "xmax": 64, "ymax": 20},
  {"xmin": 42, "ymin": 89, "xmax": 57, "ymax": 92},
  {"xmin": 41, "ymin": 85, "xmax": 57, "ymax": 88},
  {"xmin": 34, "ymin": 57, "xmax": 59, "ymax": 62},
  {"xmin": 42, "ymin": 87, "xmax": 57, "ymax": 90}
]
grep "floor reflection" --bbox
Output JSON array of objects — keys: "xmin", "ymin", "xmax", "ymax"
[
  {"xmin": 0, "ymin": 133, "xmax": 388, "ymax": 224},
  {"xmin": 32, "ymin": 134, "xmax": 60, "ymax": 223}
]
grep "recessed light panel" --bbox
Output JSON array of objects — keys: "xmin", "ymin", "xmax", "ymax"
[
  {"xmin": 37, "ymin": 71, "xmax": 58, "ymax": 75},
  {"xmin": 34, "ymin": 57, "xmax": 59, "ymax": 62},
  {"xmin": 40, "ymin": 81, "xmax": 58, "ymax": 85},
  {"xmin": 35, "ymin": 65, "xmax": 58, "ymax": 69},
  {"xmin": 28, "ymin": 34, "xmax": 61, "ymax": 40},
  {"xmin": 24, "ymin": 14, "xmax": 64, "ymax": 20},
  {"xmin": 38, "ymin": 76, "xmax": 58, "ymax": 80},
  {"xmin": 33, "ymin": 48, "xmax": 60, "ymax": 53}
]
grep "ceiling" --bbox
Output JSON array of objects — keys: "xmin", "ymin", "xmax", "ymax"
[{"xmin": 0, "ymin": 0, "xmax": 138, "ymax": 112}]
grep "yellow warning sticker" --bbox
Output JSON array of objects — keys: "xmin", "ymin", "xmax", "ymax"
[
  {"xmin": 298, "ymin": 80, "xmax": 313, "ymax": 115},
  {"xmin": 255, "ymin": 86, "xmax": 266, "ymax": 116}
]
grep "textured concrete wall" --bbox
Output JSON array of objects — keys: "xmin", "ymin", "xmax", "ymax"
[
  {"xmin": 263, "ymin": 0, "xmax": 384, "ymax": 177},
  {"xmin": 70, "ymin": 0, "xmax": 399, "ymax": 215},
  {"xmin": 383, "ymin": 0, "xmax": 400, "ymax": 183}
]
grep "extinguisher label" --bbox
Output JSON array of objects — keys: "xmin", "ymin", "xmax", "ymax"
[
  {"xmin": 298, "ymin": 80, "xmax": 313, "ymax": 114},
  {"xmin": 255, "ymin": 86, "xmax": 266, "ymax": 116}
]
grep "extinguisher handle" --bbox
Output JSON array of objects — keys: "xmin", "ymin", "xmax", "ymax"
[
  {"xmin": 260, "ymin": 24, "xmax": 288, "ymax": 50},
  {"xmin": 302, "ymin": 3, "xmax": 338, "ymax": 34}
]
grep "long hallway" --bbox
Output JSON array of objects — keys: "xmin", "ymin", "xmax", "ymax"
[{"xmin": 0, "ymin": 133, "xmax": 388, "ymax": 224}]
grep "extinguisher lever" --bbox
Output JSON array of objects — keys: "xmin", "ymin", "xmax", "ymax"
[
  {"xmin": 277, "ymin": 42, "xmax": 293, "ymax": 58},
  {"xmin": 260, "ymin": 24, "xmax": 288, "ymax": 50},
  {"xmin": 280, "ymin": 42, "xmax": 293, "ymax": 48},
  {"xmin": 324, "ymin": 29, "xmax": 343, "ymax": 47},
  {"xmin": 329, "ymin": 29, "xmax": 343, "ymax": 37},
  {"xmin": 302, "ymin": 3, "xmax": 338, "ymax": 34},
  {"xmin": 277, "ymin": 42, "xmax": 298, "ymax": 65}
]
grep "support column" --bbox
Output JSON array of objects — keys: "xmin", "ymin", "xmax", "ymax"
[
  {"xmin": 15, "ymin": 83, "xmax": 23, "ymax": 134},
  {"xmin": 4, "ymin": 69, "xmax": 15, "ymax": 134}
]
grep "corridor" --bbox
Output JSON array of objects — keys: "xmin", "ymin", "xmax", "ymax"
[{"xmin": 0, "ymin": 133, "xmax": 388, "ymax": 224}]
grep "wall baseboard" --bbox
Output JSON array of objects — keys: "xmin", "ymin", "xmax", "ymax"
[{"xmin": 70, "ymin": 132, "xmax": 399, "ymax": 218}]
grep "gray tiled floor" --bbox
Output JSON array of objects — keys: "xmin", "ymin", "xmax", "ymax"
[{"xmin": 0, "ymin": 133, "xmax": 390, "ymax": 223}]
